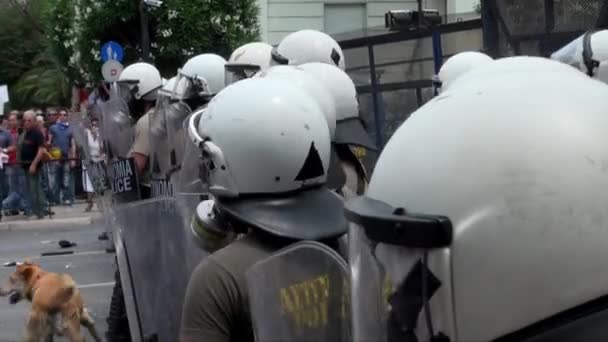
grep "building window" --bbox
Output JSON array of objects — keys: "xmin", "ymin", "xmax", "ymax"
[{"xmin": 324, "ymin": 4, "xmax": 367, "ymax": 35}]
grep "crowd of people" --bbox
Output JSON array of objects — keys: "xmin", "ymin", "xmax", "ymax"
[{"xmin": 0, "ymin": 107, "xmax": 101, "ymax": 220}]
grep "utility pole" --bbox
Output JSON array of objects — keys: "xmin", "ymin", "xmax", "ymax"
[{"xmin": 139, "ymin": 0, "xmax": 150, "ymax": 61}]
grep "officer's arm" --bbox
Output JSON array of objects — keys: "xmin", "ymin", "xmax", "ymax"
[
  {"xmin": 132, "ymin": 152, "xmax": 147, "ymax": 175},
  {"xmin": 131, "ymin": 117, "xmax": 149, "ymax": 175},
  {"xmin": 180, "ymin": 258, "xmax": 238, "ymax": 342}
]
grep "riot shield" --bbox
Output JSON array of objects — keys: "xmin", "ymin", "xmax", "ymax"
[
  {"xmin": 149, "ymin": 98, "xmax": 192, "ymax": 198},
  {"xmin": 246, "ymin": 241, "xmax": 351, "ymax": 342},
  {"xmin": 175, "ymin": 110, "xmax": 211, "ymax": 275},
  {"xmin": 69, "ymin": 114, "xmax": 109, "ymax": 196},
  {"xmin": 69, "ymin": 114, "xmax": 91, "ymax": 162},
  {"xmin": 155, "ymin": 196, "xmax": 196, "ymax": 341},
  {"xmin": 99, "ymin": 97, "xmax": 133, "ymax": 161},
  {"xmin": 110, "ymin": 198, "xmax": 181, "ymax": 341},
  {"xmin": 70, "ymin": 113, "xmax": 112, "ymax": 250},
  {"xmin": 149, "ymin": 95, "xmax": 174, "ymax": 197}
]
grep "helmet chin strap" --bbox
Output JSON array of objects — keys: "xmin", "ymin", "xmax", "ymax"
[{"xmin": 583, "ymin": 30, "xmax": 600, "ymax": 77}]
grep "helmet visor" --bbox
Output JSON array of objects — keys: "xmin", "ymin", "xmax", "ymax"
[{"xmin": 224, "ymin": 64, "xmax": 262, "ymax": 86}]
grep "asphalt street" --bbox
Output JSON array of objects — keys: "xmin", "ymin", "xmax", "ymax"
[{"xmin": 0, "ymin": 223, "xmax": 114, "ymax": 341}]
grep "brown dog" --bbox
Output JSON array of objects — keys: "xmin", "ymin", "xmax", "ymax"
[{"xmin": 0, "ymin": 260, "xmax": 102, "ymax": 342}]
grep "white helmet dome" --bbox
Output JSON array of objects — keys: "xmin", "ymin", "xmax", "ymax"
[
  {"xmin": 448, "ymin": 56, "xmax": 588, "ymax": 92},
  {"xmin": 256, "ymin": 65, "xmax": 337, "ymax": 139},
  {"xmin": 118, "ymin": 62, "xmax": 163, "ymax": 100},
  {"xmin": 225, "ymin": 42, "xmax": 273, "ymax": 85},
  {"xmin": 227, "ymin": 42, "xmax": 273, "ymax": 69},
  {"xmin": 193, "ymin": 77, "xmax": 331, "ymax": 197},
  {"xmin": 272, "ymin": 29, "xmax": 346, "ymax": 70},
  {"xmin": 436, "ymin": 51, "xmax": 493, "ymax": 92},
  {"xmin": 298, "ymin": 62, "xmax": 357, "ymax": 122},
  {"xmin": 180, "ymin": 53, "xmax": 227, "ymax": 96},
  {"xmin": 346, "ymin": 59, "xmax": 608, "ymax": 341}
]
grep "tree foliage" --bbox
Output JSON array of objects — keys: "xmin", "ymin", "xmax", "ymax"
[
  {"xmin": 47, "ymin": 0, "xmax": 260, "ymax": 82},
  {"xmin": 0, "ymin": 0, "xmax": 70, "ymax": 108}
]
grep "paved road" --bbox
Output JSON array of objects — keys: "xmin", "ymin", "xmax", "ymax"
[{"xmin": 0, "ymin": 223, "xmax": 114, "ymax": 341}]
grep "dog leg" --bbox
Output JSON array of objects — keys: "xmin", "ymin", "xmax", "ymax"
[
  {"xmin": 64, "ymin": 319, "xmax": 85, "ymax": 342},
  {"xmin": 24, "ymin": 310, "xmax": 47, "ymax": 342},
  {"xmin": 81, "ymin": 308, "xmax": 103, "ymax": 342}
]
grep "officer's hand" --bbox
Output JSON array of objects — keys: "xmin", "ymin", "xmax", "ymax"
[{"xmin": 28, "ymin": 165, "xmax": 36, "ymax": 175}]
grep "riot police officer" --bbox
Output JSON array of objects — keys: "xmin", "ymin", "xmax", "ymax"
[
  {"xmin": 344, "ymin": 56, "xmax": 608, "ymax": 341},
  {"xmin": 105, "ymin": 61, "xmax": 162, "ymax": 342},
  {"xmin": 115, "ymin": 62, "xmax": 163, "ymax": 199},
  {"xmin": 180, "ymin": 77, "xmax": 347, "ymax": 341}
]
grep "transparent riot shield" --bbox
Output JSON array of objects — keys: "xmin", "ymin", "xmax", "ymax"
[
  {"xmin": 70, "ymin": 113, "xmax": 112, "ymax": 248},
  {"xmin": 166, "ymin": 101, "xmax": 192, "ymax": 179},
  {"xmin": 69, "ymin": 114, "xmax": 109, "ymax": 195},
  {"xmin": 155, "ymin": 196, "xmax": 194, "ymax": 341},
  {"xmin": 110, "ymin": 198, "xmax": 172, "ymax": 341},
  {"xmin": 345, "ymin": 196, "xmax": 453, "ymax": 342},
  {"xmin": 69, "ymin": 114, "xmax": 91, "ymax": 162},
  {"xmin": 175, "ymin": 109, "xmax": 211, "ymax": 275},
  {"xmin": 246, "ymin": 241, "xmax": 351, "ymax": 342},
  {"xmin": 149, "ymin": 95, "xmax": 174, "ymax": 197},
  {"xmin": 99, "ymin": 97, "xmax": 133, "ymax": 161}
]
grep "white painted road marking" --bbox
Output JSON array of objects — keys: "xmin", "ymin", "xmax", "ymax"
[{"xmin": 78, "ymin": 281, "xmax": 115, "ymax": 289}]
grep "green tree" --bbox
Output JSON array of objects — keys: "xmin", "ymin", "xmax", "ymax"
[
  {"xmin": 47, "ymin": 0, "xmax": 260, "ymax": 82},
  {"xmin": 0, "ymin": 0, "xmax": 70, "ymax": 109}
]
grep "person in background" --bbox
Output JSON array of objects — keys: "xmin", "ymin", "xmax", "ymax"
[
  {"xmin": 82, "ymin": 117, "xmax": 104, "ymax": 212},
  {"xmin": 36, "ymin": 115, "xmax": 46, "ymax": 135},
  {"xmin": 45, "ymin": 107, "xmax": 59, "ymax": 128},
  {"xmin": 3, "ymin": 112, "xmax": 31, "ymax": 217},
  {"xmin": 0, "ymin": 117, "xmax": 14, "ymax": 220},
  {"xmin": 39, "ymin": 108, "xmax": 55, "ymax": 204},
  {"xmin": 47, "ymin": 108, "xmax": 76, "ymax": 206},
  {"xmin": 20, "ymin": 110, "xmax": 46, "ymax": 219}
]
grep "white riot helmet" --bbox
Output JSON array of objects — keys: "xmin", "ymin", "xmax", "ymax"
[
  {"xmin": 345, "ymin": 58, "xmax": 608, "ymax": 341},
  {"xmin": 177, "ymin": 53, "xmax": 227, "ymax": 100},
  {"xmin": 434, "ymin": 51, "xmax": 493, "ymax": 92},
  {"xmin": 299, "ymin": 62, "xmax": 375, "ymax": 150},
  {"xmin": 271, "ymin": 29, "xmax": 346, "ymax": 71},
  {"xmin": 255, "ymin": 65, "xmax": 336, "ymax": 139},
  {"xmin": 117, "ymin": 62, "xmax": 163, "ymax": 101},
  {"xmin": 187, "ymin": 77, "xmax": 346, "ymax": 240},
  {"xmin": 225, "ymin": 42, "xmax": 273, "ymax": 85},
  {"xmin": 551, "ymin": 30, "xmax": 608, "ymax": 81}
]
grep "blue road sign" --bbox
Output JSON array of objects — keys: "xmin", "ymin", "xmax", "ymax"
[{"xmin": 101, "ymin": 41, "xmax": 124, "ymax": 63}]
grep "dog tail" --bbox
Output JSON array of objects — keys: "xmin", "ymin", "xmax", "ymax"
[{"xmin": 56, "ymin": 274, "xmax": 77, "ymax": 303}]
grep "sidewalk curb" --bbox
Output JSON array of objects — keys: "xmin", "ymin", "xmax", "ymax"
[{"xmin": 0, "ymin": 213, "xmax": 103, "ymax": 231}]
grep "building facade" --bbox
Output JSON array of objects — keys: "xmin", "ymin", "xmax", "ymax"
[{"xmin": 257, "ymin": 0, "xmax": 478, "ymax": 45}]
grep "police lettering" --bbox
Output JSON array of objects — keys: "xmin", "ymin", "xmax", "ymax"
[
  {"xmin": 280, "ymin": 275, "xmax": 330, "ymax": 332},
  {"xmin": 112, "ymin": 160, "xmax": 134, "ymax": 178},
  {"xmin": 112, "ymin": 177, "xmax": 132, "ymax": 192},
  {"xmin": 151, "ymin": 180, "xmax": 174, "ymax": 197},
  {"xmin": 111, "ymin": 160, "xmax": 135, "ymax": 194}
]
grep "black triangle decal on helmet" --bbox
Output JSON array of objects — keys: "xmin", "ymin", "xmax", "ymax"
[
  {"xmin": 331, "ymin": 48, "xmax": 341, "ymax": 66},
  {"xmin": 295, "ymin": 142, "xmax": 325, "ymax": 181}
]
